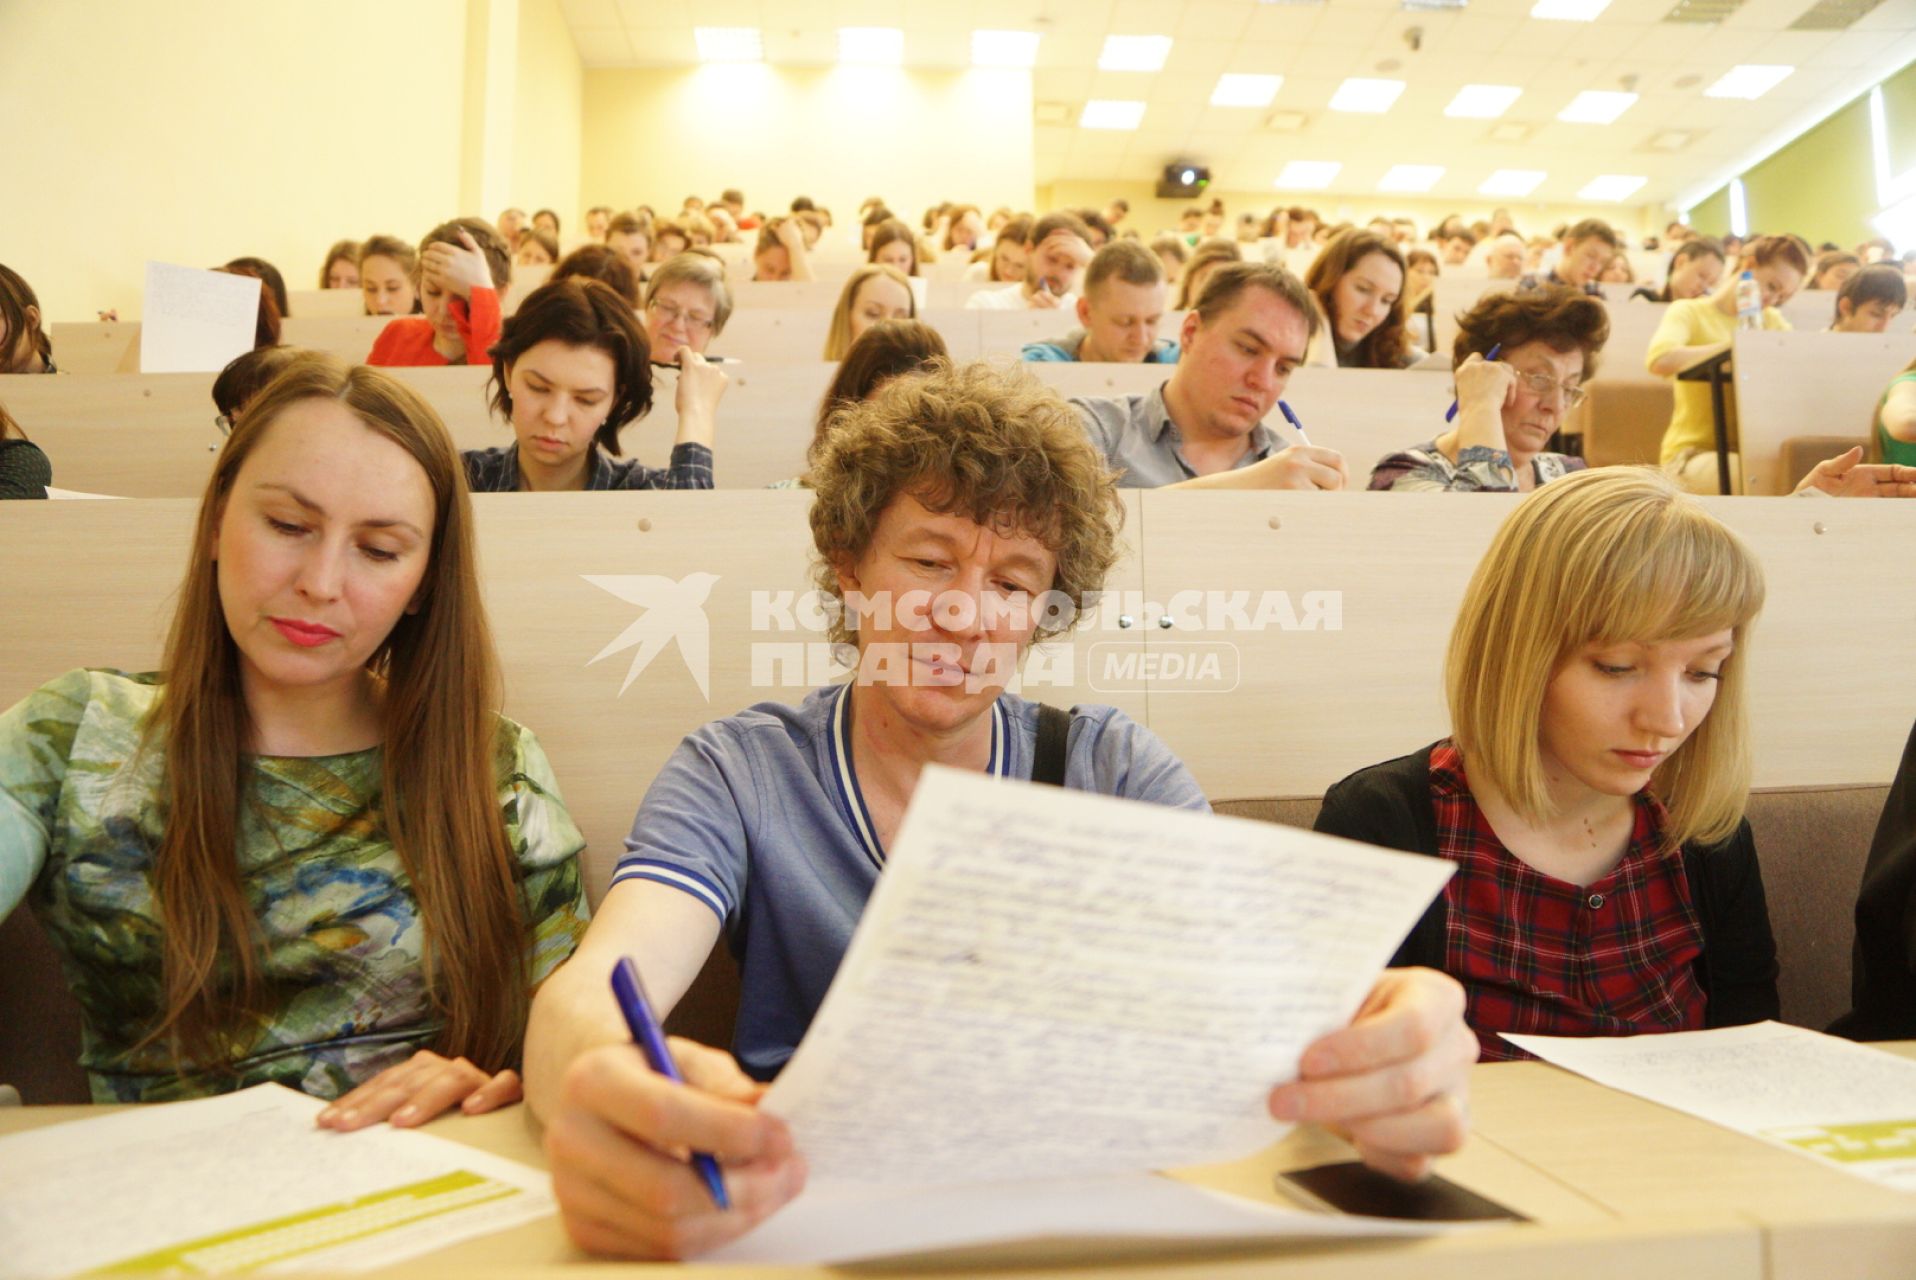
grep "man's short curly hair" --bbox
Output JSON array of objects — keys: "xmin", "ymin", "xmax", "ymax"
[
  {"xmin": 1452, "ymin": 284, "xmax": 1610, "ymax": 378},
  {"xmin": 808, "ymin": 361, "xmax": 1123, "ymax": 647}
]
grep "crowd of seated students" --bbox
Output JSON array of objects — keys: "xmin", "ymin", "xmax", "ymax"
[
  {"xmin": 4, "ymin": 345, "xmax": 1913, "ymax": 1254},
  {"xmin": 5, "ymin": 189, "xmax": 1916, "ymax": 1256}
]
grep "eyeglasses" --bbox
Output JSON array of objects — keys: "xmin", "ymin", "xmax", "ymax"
[
  {"xmin": 1513, "ymin": 369, "xmax": 1586, "ymax": 409},
  {"xmin": 647, "ymin": 300, "xmax": 715, "ymax": 336}
]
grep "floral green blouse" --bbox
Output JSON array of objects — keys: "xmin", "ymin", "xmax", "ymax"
[{"xmin": 0, "ymin": 669, "xmax": 590, "ymax": 1103}]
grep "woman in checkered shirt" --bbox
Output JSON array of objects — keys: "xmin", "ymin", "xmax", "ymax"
[{"xmin": 1315, "ymin": 467, "xmax": 1779, "ymax": 1061}]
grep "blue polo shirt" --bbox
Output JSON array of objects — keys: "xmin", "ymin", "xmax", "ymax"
[{"xmin": 613, "ymin": 684, "xmax": 1209, "ymax": 1079}]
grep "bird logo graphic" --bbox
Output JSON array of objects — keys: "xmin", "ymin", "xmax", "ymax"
[{"xmin": 582, "ymin": 573, "xmax": 721, "ymax": 699}]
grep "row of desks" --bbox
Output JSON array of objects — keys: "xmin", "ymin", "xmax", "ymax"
[{"xmin": 4, "ymin": 1043, "xmax": 1910, "ymax": 1277}]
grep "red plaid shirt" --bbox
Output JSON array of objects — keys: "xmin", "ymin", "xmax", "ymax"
[{"xmin": 1428, "ymin": 742, "xmax": 1708, "ymax": 1062}]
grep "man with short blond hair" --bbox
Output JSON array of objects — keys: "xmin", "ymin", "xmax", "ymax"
[{"xmin": 1023, "ymin": 240, "xmax": 1177, "ymax": 364}]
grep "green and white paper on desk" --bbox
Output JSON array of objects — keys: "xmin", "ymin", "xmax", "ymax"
[
  {"xmin": 0, "ymin": 1084, "xmax": 553, "ymax": 1278},
  {"xmin": 1506, "ymin": 1021, "xmax": 1916, "ymax": 1192}
]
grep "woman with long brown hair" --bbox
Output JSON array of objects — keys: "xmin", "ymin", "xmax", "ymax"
[
  {"xmin": 0, "ymin": 353, "xmax": 588, "ymax": 1118},
  {"xmin": 1302, "ymin": 228, "xmax": 1421, "ymax": 369}
]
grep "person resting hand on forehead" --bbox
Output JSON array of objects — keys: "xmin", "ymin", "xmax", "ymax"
[{"xmin": 965, "ymin": 211, "xmax": 1094, "ymax": 311}]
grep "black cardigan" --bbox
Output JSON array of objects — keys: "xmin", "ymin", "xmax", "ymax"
[
  {"xmin": 1829, "ymin": 717, "xmax": 1916, "ymax": 1041},
  {"xmin": 1313, "ymin": 744, "xmax": 1781, "ymax": 1029}
]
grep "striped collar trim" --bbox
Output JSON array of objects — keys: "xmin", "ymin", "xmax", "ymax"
[{"xmin": 827, "ymin": 683, "xmax": 1007, "ymax": 871}]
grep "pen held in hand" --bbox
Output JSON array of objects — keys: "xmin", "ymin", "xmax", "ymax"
[
  {"xmin": 1278, "ymin": 400, "xmax": 1312, "ymax": 447},
  {"xmin": 1444, "ymin": 342, "xmax": 1502, "ymax": 423},
  {"xmin": 609, "ymin": 956, "xmax": 732, "ymax": 1211}
]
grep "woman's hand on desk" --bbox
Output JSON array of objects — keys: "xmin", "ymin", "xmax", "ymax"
[
  {"xmin": 315, "ymin": 1049, "xmax": 523, "ymax": 1131},
  {"xmin": 1266, "ymin": 966, "xmax": 1478, "ymax": 1183},
  {"xmin": 545, "ymin": 1037, "xmax": 806, "ymax": 1259}
]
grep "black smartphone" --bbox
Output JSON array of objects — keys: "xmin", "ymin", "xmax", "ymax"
[{"xmin": 1278, "ymin": 1161, "xmax": 1528, "ymax": 1222}]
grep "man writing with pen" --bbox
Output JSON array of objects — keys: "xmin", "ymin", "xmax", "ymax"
[
  {"xmin": 1068, "ymin": 261, "xmax": 1351, "ymax": 490},
  {"xmin": 522, "ymin": 359, "xmax": 1475, "ymax": 1259}
]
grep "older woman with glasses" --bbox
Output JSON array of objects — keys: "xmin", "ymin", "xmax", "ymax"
[
  {"xmin": 1370, "ymin": 287, "xmax": 1605, "ymax": 493},
  {"xmin": 638, "ymin": 252, "xmax": 731, "ymax": 457}
]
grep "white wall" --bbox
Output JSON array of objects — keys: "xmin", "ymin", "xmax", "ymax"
[
  {"xmin": 580, "ymin": 64, "xmax": 1035, "ymax": 230},
  {"xmin": 510, "ymin": 0, "xmax": 582, "ymax": 234},
  {"xmin": 0, "ymin": 0, "xmax": 469, "ymax": 322}
]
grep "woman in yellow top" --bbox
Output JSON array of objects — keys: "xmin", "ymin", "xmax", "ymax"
[{"xmin": 1646, "ymin": 235, "xmax": 1808, "ymax": 494}]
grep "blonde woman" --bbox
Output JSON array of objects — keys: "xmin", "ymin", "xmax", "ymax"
[
  {"xmin": 821, "ymin": 264, "xmax": 915, "ymax": 360},
  {"xmin": 1316, "ymin": 468, "xmax": 1780, "ymax": 1060}
]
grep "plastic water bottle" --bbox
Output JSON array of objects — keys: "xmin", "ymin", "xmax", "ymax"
[{"xmin": 1735, "ymin": 270, "xmax": 1762, "ymax": 330}]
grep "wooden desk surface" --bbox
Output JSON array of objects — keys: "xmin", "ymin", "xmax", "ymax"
[{"xmin": 12, "ymin": 1047, "xmax": 1913, "ymax": 1276}]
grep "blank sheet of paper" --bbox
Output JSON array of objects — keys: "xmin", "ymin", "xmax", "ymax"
[
  {"xmin": 138, "ymin": 261, "xmax": 260, "ymax": 373},
  {"xmin": 705, "ymin": 1171, "xmax": 1452, "ymax": 1265},
  {"xmin": 762, "ymin": 766, "xmax": 1454, "ymax": 1187},
  {"xmin": 1505, "ymin": 1022, "xmax": 1916, "ymax": 1191},
  {"xmin": 0, "ymin": 1084, "xmax": 553, "ymax": 1278}
]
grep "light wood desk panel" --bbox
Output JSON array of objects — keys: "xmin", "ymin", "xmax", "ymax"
[{"xmin": 0, "ymin": 1075, "xmax": 1762, "ymax": 1280}]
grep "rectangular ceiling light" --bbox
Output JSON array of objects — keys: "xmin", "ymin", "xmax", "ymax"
[
  {"xmin": 1480, "ymin": 168, "xmax": 1547, "ymax": 195},
  {"xmin": 971, "ymin": 30, "xmax": 1041, "ymax": 68},
  {"xmin": 1580, "ymin": 174, "xmax": 1648, "ymax": 201},
  {"xmin": 1379, "ymin": 164, "xmax": 1446, "ymax": 192},
  {"xmin": 1558, "ymin": 90, "xmax": 1638, "ymax": 123},
  {"xmin": 1212, "ymin": 73, "xmax": 1284, "ymax": 106},
  {"xmin": 837, "ymin": 27, "xmax": 904, "ymax": 65},
  {"xmin": 1705, "ymin": 64, "xmax": 1795, "ymax": 98},
  {"xmin": 1099, "ymin": 35, "xmax": 1173, "ymax": 71},
  {"xmin": 1080, "ymin": 99, "xmax": 1147, "ymax": 129},
  {"xmin": 1276, "ymin": 160, "xmax": 1342, "ymax": 189},
  {"xmin": 1329, "ymin": 77, "xmax": 1407, "ymax": 113},
  {"xmin": 1531, "ymin": 0, "xmax": 1612, "ymax": 17},
  {"xmin": 1446, "ymin": 84, "xmax": 1522, "ymax": 117},
  {"xmin": 693, "ymin": 27, "xmax": 763, "ymax": 62}
]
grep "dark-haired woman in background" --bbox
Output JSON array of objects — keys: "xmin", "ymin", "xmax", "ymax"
[
  {"xmin": 463, "ymin": 278, "xmax": 714, "ymax": 492},
  {"xmin": 550, "ymin": 244, "xmax": 640, "ymax": 307},
  {"xmin": 319, "ymin": 240, "xmax": 361, "ymax": 291},
  {"xmin": 224, "ymin": 257, "xmax": 290, "ymax": 320},
  {"xmin": 0, "ymin": 398, "xmax": 52, "ymax": 499},
  {"xmin": 1371, "ymin": 286, "xmax": 1604, "ymax": 492},
  {"xmin": 1631, "ymin": 238, "xmax": 1725, "ymax": 304},
  {"xmin": 772, "ymin": 318, "xmax": 950, "ymax": 489},
  {"xmin": 1303, "ymin": 229, "xmax": 1423, "ymax": 369}
]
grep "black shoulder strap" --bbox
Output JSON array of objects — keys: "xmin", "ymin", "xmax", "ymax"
[{"xmin": 1032, "ymin": 703, "xmax": 1070, "ymax": 787}]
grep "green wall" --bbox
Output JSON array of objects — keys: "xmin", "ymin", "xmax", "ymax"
[{"xmin": 1689, "ymin": 57, "xmax": 1916, "ymax": 247}]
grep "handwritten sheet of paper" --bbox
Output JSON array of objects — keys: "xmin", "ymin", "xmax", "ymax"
[
  {"xmin": 0, "ymin": 1084, "xmax": 553, "ymax": 1278},
  {"xmin": 706, "ymin": 1171, "xmax": 1454, "ymax": 1266},
  {"xmin": 762, "ymin": 765, "xmax": 1454, "ymax": 1188},
  {"xmin": 138, "ymin": 261, "xmax": 260, "ymax": 373},
  {"xmin": 1505, "ymin": 1022, "xmax": 1916, "ymax": 1191}
]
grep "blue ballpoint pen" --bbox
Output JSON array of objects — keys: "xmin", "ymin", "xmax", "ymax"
[
  {"xmin": 1445, "ymin": 343, "xmax": 1502, "ymax": 422},
  {"xmin": 610, "ymin": 956, "xmax": 732, "ymax": 1211},
  {"xmin": 1278, "ymin": 399, "xmax": 1312, "ymax": 446}
]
